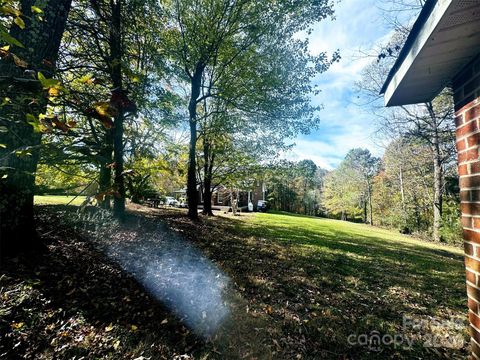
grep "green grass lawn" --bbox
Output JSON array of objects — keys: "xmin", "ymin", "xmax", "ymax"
[
  {"xmin": 11, "ymin": 205, "xmax": 466, "ymax": 358},
  {"xmin": 34, "ymin": 195, "xmax": 87, "ymax": 206},
  {"xmin": 206, "ymin": 210, "xmax": 468, "ymax": 358}
]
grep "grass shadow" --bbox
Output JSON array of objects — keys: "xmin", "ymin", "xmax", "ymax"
[{"xmin": 183, "ymin": 211, "xmax": 470, "ymax": 359}]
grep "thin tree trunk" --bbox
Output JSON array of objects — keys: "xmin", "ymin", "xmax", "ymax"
[
  {"xmin": 413, "ymin": 193, "xmax": 421, "ymax": 230},
  {"xmin": 303, "ymin": 180, "xmax": 307, "ymax": 215},
  {"xmin": 113, "ymin": 111, "xmax": 125, "ymax": 219},
  {"xmin": 367, "ymin": 183, "xmax": 373, "ymax": 225},
  {"xmin": 398, "ymin": 165, "xmax": 407, "ymax": 225},
  {"xmin": 99, "ymin": 164, "xmax": 112, "ymax": 209},
  {"xmin": 432, "ymin": 154, "xmax": 443, "ymax": 241},
  {"xmin": 187, "ymin": 63, "xmax": 204, "ymax": 220},
  {"xmin": 202, "ymin": 183, "xmax": 213, "ymax": 215},
  {"xmin": 0, "ymin": 0, "xmax": 72, "ymax": 257},
  {"xmin": 363, "ymin": 198, "xmax": 367, "ymax": 223},
  {"xmin": 399, "ymin": 166, "xmax": 406, "ymax": 208},
  {"xmin": 187, "ymin": 119, "xmax": 198, "ymax": 219},
  {"xmin": 427, "ymin": 102, "xmax": 443, "ymax": 242}
]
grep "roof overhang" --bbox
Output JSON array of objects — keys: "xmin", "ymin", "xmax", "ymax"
[{"xmin": 381, "ymin": 0, "xmax": 480, "ymax": 107}]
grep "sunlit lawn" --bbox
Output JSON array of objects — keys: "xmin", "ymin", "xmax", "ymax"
[
  {"xmin": 9, "ymin": 204, "xmax": 467, "ymax": 358},
  {"xmin": 207, "ymin": 210, "xmax": 468, "ymax": 358},
  {"xmin": 34, "ymin": 195, "xmax": 87, "ymax": 206}
]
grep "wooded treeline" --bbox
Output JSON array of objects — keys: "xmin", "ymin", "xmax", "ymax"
[
  {"xmin": 0, "ymin": 0, "xmax": 338, "ymax": 256},
  {"xmin": 262, "ymin": 141, "xmax": 460, "ymax": 244}
]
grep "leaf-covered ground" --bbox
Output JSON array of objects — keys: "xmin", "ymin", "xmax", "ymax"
[{"xmin": 0, "ymin": 204, "xmax": 470, "ymax": 359}]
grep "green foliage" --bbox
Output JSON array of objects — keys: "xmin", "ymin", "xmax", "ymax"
[
  {"xmin": 37, "ymin": 72, "xmax": 61, "ymax": 89},
  {"xmin": 265, "ymin": 160, "xmax": 324, "ymax": 215},
  {"xmin": 0, "ymin": 1, "xmax": 24, "ymax": 47},
  {"xmin": 164, "ymin": 0, "xmax": 338, "ymax": 217},
  {"xmin": 440, "ymin": 196, "xmax": 462, "ymax": 245},
  {"xmin": 373, "ymin": 139, "xmax": 434, "ymax": 234},
  {"xmin": 322, "ymin": 148, "xmax": 378, "ymax": 222},
  {"xmin": 35, "ymin": 163, "xmax": 96, "ymax": 196},
  {"xmin": 125, "ymin": 157, "xmax": 169, "ymax": 202},
  {"xmin": 34, "ymin": 0, "xmax": 182, "ymax": 212},
  {"xmin": 323, "ymin": 165, "xmax": 363, "ymax": 220}
]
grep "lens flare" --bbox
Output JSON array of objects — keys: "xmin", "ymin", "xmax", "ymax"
[{"xmin": 93, "ymin": 222, "xmax": 230, "ymax": 337}]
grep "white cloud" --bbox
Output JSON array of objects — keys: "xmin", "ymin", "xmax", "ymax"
[
  {"xmin": 288, "ymin": 0, "xmax": 392, "ymax": 168},
  {"xmin": 285, "ymin": 113, "xmax": 383, "ymax": 171},
  {"xmin": 284, "ymin": 139, "xmax": 339, "ymax": 170}
]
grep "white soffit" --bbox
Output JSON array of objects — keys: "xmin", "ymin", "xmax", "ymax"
[{"xmin": 383, "ymin": 0, "xmax": 480, "ymax": 107}]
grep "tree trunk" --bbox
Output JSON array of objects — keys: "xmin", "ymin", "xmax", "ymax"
[
  {"xmin": 202, "ymin": 139, "xmax": 214, "ymax": 216},
  {"xmin": 432, "ymin": 153, "xmax": 443, "ymax": 241},
  {"xmin": 367, "ymin": 183, "xmax": 373, "ymax": 225},
  {"xmin": 99, "ymin": 164, "xmax": 112, "ymax": 209},
  {"xmin": 202, "ymin": 180, "xmax": 213, "ymax": 216},
  {"xmin": 0, "ymin": 0, "xmax": 72, "ymax": 257},
  {"xmin": 363, "ymin": 198, "xmax": 367, "ymax": 223},
  {"xmin": 187, "ymin": 119, "xmax": 198, "ymax": 219},
  {"xmin": 187, "ymin": 63, "xmax": 204, "ymax": 220},
  {"xmin": 398, "ymin": 164, "xmax": 407, "ymax": 226},
  {"xmin": 427, "ymin": 102, "xmax": 443, "ymax": 242},
  {"xmin": 231, "ymin": 190, "xmax": 238, "ymax": 216},
  {"xmin": 303, "ymin": 180, "xmax": 307, "ymax": 215},
  {"xmin": 99, "ymin": 129, "xmax": 113, "ymax": 209},
  {"xmin": 413, "ymin": 193, "xmax": 421, "ymax": 230},
  {"xmin": 399, "ymin": 165, "xmax": 406, "ymax": 209},
  {"xmin": 109, "ymin": 0, "xmax": 126, "ymax": 221},
  {"xmin": 113, "ymin": 112, "xmax": 125, "ymax": 219}
]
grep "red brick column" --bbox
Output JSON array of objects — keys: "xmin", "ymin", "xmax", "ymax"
[{"xmin": 454, "ymin": 55, "xmax": 480, "ymax": 359}]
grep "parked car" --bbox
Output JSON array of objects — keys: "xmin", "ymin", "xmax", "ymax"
[
  {"xmin": 257, "ymin": 200, "xmax": 268, "ymax": 212},
  {"xmin": 165, "ymin": 196, "xmax": 178, "ymax": 207}
]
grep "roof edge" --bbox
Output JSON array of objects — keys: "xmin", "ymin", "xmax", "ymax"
[{"xmin": 379, "ymin": 0, "xmax": 438, "ymax": 95}]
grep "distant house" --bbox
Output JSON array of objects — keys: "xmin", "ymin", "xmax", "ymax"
[
  {"xmin": 174, "ymin": 180, "xmax": 267, "ymax": 210},
  {"xmin": 211, "ymin": 180, "xmax": 267, "ymax": 209},
  {"xmin": 380, "ymin": 1, "xmax": 480, "ymax": 357}
]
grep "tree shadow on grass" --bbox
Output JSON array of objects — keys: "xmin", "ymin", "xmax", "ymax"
[
  {"xmin": 10, "ymin": 205, "xmax": 465, "ymax": 359},
  {"xmin": 0, "ymin": 205, "xmax": 272, "ymax": 360},
  {"xmin": 164, "ymin": 211, "xmax": 470, "ymax": 359},
  {"xmin": 230, "ymin": 212, "xmax": 466, "ymax": 308},
  {"xmin": 1, "ymin": 207, "xmax": 208, "ymax": 359}
]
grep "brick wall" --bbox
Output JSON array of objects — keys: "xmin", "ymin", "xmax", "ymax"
[{"xmin": 453, "ymin": 54, "xmax": 480, "ymax": 359}]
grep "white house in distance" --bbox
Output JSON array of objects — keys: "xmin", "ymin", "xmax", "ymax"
[{"xmin": 380, "ymin": 0, "xmax": 480, "ymax": 358}]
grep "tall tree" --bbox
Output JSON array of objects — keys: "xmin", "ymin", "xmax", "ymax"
[
  {"xmin": 298, "ymin": 159, "xmax": 318, "ymax": 215},
  {"xmin": 265, "ymin": 160, "xmax": 324, "ymax": 215},
  {"xmin": 55, "ymin": 0, "xmax": 169, "ymax": 216},
  {"xmin": 372, "ymin": 138, "xmax": 435, "ymax": 233},
  {"xmin": 323, "ymin": 162, "xmax": 364, "ymax": 221},
  {"xmin": 164, "ymin": 0, "xmax": 336, "ymax": 220},
  {"xmin": 344, "ymin": 149, "xmax": 380, "ymax": 225},
  {"xmin": 0, "ymin": 0, "xmax": 72, "ymax": 256}
]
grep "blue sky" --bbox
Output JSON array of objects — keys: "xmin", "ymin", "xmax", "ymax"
[{"xmin": 286, "ymin": 0, "xmax": 393, "ymax": 170}]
